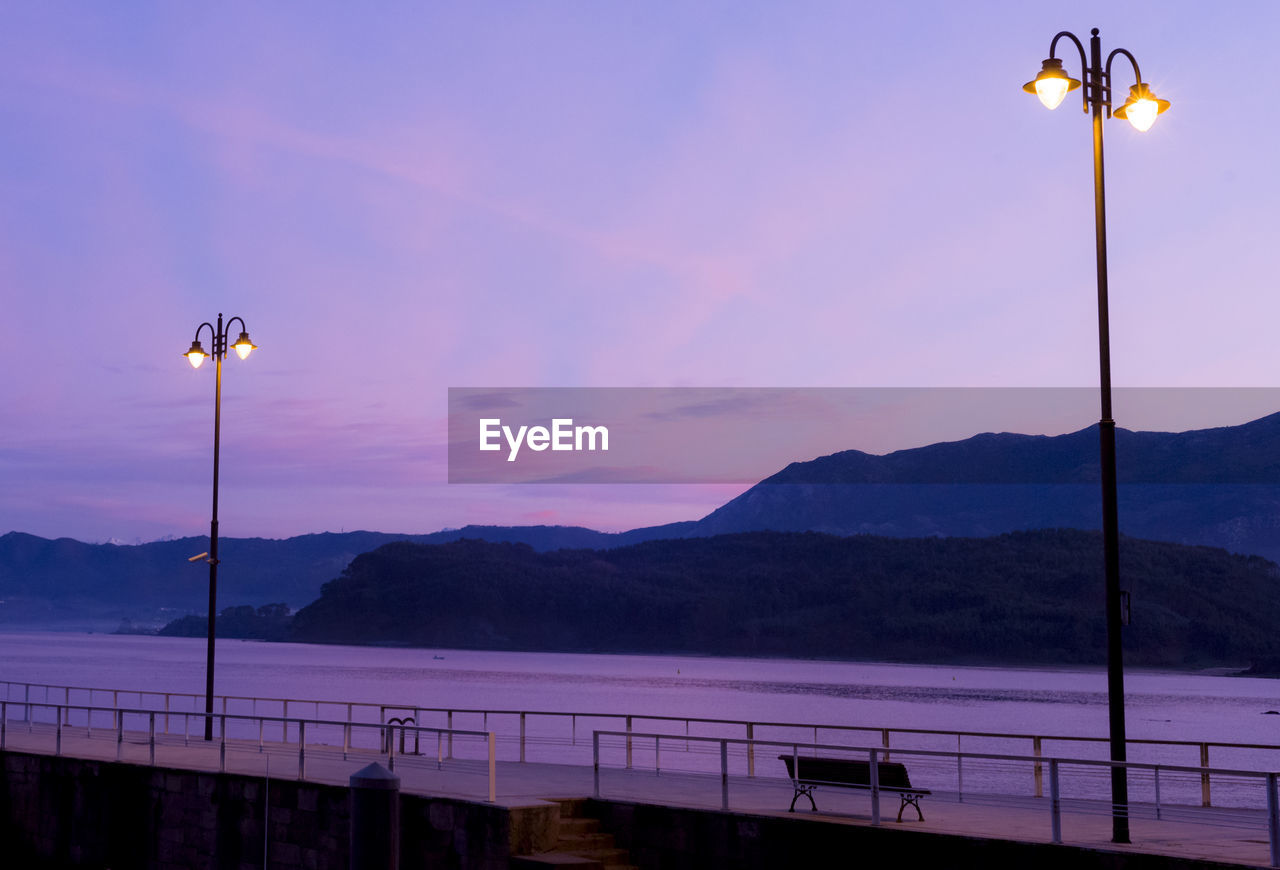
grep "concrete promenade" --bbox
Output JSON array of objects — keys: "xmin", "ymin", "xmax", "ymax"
[{"xmin": 2, "ymin": 721, "xmax": 1272, "ymax": 868}]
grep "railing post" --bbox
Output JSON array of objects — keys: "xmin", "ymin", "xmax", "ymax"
[
  {"xmin": 447, "ymin": 711, "xmax": 453, "ymax": 759},
  {"xmin": 113, "ymin": 690, "xmax": 119, "ymax": 731},
  {"xmin": 1050, "ymin": 759, "xmax": 1062, "ymax": 844},
  {"xmin": 1, "ymin": 701, "xmax": 6, "ymax": 751},
  {"xmin": 116, "ymin": 713, "xmax": 123, "ymax": 761},
  {"xmin": 1154, "ymin": 766, "xmax": 1162, "ymax": 820},
  {"xmin": 520, "ymin": 712, "xmax": 527, "ymax": 763},
  {"xmin": 220, "ymin": 724, "xmax": 226, "ymax": 772},
  {"xmin": 655, "ymin": 735, "xmax": 661, "ymax": 776},
  {"xmin": 24, "ymin": 683, "xmax": 30, "ymax": 722},
  {"xmin": 747, "ymin": 723, "xmax": 755, "ymax": 777},
  {"xmin": 259, "ymin": 718, "xmax": 264, "ymax": 752},
  {"xmin": 957, "ymin": 734, "xmax": 964, "ymax": 803},
  {"xmin": 593, "ymin": 732, "xmax": 600, "ymax": 798},
  {"xmin": 1267, "ymin": 772, "xmax": 1279, "ymax": 868},
  {"xmin": 488, "ymin": 732, "xmax": 497, "ymax": 803},
  {"xmin": 388, "ymin": 724, "xmax": 396, "ymax": 772},
  {"xmin": 56, "ymin": 706, "xmax": 63, "ymax": 756},
  {"xmin": 720, "ymin": 740, "xmax": 729, "ymax": 810},
  {"xmin": 870, "ymin": 749, "xmax": 881, "ymax": 826},
  {"xmin": 164, "ymin": 693, "xmax": 170, "ymax": 735},
  {"xmin": 149, "ymin": 712, "xmax": 155, "ymax": 765},
  {"xmin": 282, "ymin": 700, "xmax": 289, "ymax": 742},
  {"xmin": 1034, "ymin": 736, "xmax": 1043, "ymax": 798},
  {"xmin": 626, "ymin": 716, "xmax": 633, "ymax": 770},
  {"xmin": 299, "ymin": 720, "xmax": 306, "ymax": 780},
  {"xmin": 436, "ymin": 731, "xmax": 443, "ymax": 769},
  {"xmin": 882, "ymin": 728, "xmax": 890, "ymax": 762},
  {"xmin": 1201, "ymin": 743, "xmax": 1211, "ymax": 807},
  {"xmin": 344, "ymin": 721, "xmax": 351, "ymax": 760}
]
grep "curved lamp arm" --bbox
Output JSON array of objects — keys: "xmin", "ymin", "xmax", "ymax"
[
  {"xmin": 1105, "ymin": 47, "xmax": 1169, "ymax": 131},
  {"xmin": 185, "ymin": 321, "xmax": 216, "ymax": 368},
  {"xmin": 1048, "ymin": 31, "xmax": 1089, "ymax": 113}
]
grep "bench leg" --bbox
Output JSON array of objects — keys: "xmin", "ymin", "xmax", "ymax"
[
  {"xmin": 897, "ymin": 795, "xmax": 924, "ymax": 823},
  {"xmin": 789, "ymin": 785, "xmax": 817, "ymax": 812}
]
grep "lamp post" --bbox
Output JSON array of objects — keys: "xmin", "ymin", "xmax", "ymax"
[
  {"xmin": 183, "ymin": 313, "xmax": 257, "ymax": 741},
  {"xmin": 1024, "ymin": 29, "xmax": 1169, "ymax": 845}
]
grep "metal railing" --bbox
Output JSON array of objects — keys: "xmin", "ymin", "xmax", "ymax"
[
  {"xmin": 592, "ymin": 729, "xmax": 1280, "ymax": 867},
  {"xmin": 4, "ymin": 677, "xmax": 1280, "ymax": 807},
  {"xmin": 0, "ymin": 699, "xmax": 497, "ymax": 803}
]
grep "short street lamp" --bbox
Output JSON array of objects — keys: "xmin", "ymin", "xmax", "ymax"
[
  {"xmin": 184, "ymin": 313, "xmax": 256, "ymax": 741},
  {"xmin": 1024, "ymin": 28, "xmax": 1169, "ymax": 845}
]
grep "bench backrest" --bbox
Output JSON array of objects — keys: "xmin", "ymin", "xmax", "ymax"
[{"xmin": 778, "ymin": 755, "xmax": 913, "ymax": 789}]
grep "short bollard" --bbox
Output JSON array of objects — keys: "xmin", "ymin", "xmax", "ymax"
[{"xmin": 350, "ymin": 762, "xmax": 400, "ymax": 870}]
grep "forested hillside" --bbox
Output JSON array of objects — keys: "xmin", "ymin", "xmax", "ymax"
[{"xmin": 289, "ymin": 530, "xmax": 1280, "ymax": 667}]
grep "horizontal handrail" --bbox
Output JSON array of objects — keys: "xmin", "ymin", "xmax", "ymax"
[
  {"xmin": 6, "ymin": 676, "xmax": 1277, "ymax": 753},
  {"xmin": 5, "ymin": 676, "xmax": 1279, "ymax": 810},
  {"xmin": 0, "ymin": 699, "xmax": 498, "ymax": 802},
  {"xmin": 591, "ymin": 728, "xmax": 1280, "ymax": 864},
  {"xmin": 590, "ymin": 730, "xmax": 1280, "ymax": 781}
]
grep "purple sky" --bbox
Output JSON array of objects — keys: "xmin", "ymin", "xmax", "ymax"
[{"xmin": 3, "ymin": 3, "xmax": 1279, "ymax": 543}]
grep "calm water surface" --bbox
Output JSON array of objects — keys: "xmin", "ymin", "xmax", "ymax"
[{"xmin": 4, "ymin": 631, "xmax": 1280, "ymax": 749}]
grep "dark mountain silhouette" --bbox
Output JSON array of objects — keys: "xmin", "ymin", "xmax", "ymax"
[
  {"xmin": 686, "ymin": 414, "xmax": 1280, "ymax": 561},
  {"xmin": 0, "ymin": 524, "xmax": 688, "ymax": 627},
  {"xmin": 288, "ymin": 531, "xmax": 1280, "ymax": 668},
  {"xmin": 9, "ymin": 411, "xmax": 1280, "ymax": 627}
]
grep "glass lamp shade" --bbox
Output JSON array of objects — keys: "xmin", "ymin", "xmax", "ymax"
[
  {"xmin": 232, "ymin": 331, "xmax": 257, "ymax": 360},
  {"xmin": 185, "ymin": 341, "xmax": 208, "ymax": 368},
  {"xmin": 1113, "ymin": 82, "xmax": 1170, "ymax": 132},
  {"xmin": 1023, "ymin": 58, "xmax": 1080, "ymax": 110}
]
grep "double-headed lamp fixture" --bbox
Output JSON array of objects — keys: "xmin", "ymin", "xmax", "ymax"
[
  {"xmin": 1023, "ymin": 40, "xmax": 1169, "ymax": 132},
  {"xmin": 184, "ymin": 328, "xmax": 256, "ymax": 368}
]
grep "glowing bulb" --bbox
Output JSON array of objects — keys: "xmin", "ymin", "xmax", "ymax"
[
  {"xmin": 232, "ymin": 331, "xmax": 256, "ymax": 360},
  {"xmin": 1114, "ymin": 83, "xmax": 1169, "ymax": 132},
  {"xmin": 1125, "ymin": 98, "xmax": 1159, "ymax": 132},
  {"xmin": 185, "ymin": 340, "xmax": 207, "ymax": 368},
  {"xmin": 1023, "ymin": 58, "xmax": 1079, "ymax": 111},
  {"xmin": 1035, "ymin": 76, "xmax": 1070, "ymax": 110}
]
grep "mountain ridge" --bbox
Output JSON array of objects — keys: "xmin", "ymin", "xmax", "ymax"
[{"xmin": 9, "ymin": 411, "xmax": 1280, "ymax": 624}]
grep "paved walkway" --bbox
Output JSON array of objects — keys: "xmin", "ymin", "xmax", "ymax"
[{"xmin": 3, "ymin": 721, "xmax": 1273, "ymax": 868}]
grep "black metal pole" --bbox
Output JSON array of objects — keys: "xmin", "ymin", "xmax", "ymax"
[
  {"xmin": 204, "ymin": 313, "xmax": 224, "ymax": 742},
  {"xmin": 1087, "ymin": 28, "xmax": 1130, "ymax": 844}
]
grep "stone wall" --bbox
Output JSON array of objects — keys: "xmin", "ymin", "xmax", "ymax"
[
  {"xmin": 587, "ymin": 798, "xmax": 1252, "ymax": 870},
  {"xmin": 0, "ymin": 750, "xmax": 554, "ymax": 869}
]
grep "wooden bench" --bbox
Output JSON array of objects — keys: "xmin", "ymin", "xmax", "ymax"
[{"xmin": 778, "ymin": 755, "xmax": 930, "ymax": 821}]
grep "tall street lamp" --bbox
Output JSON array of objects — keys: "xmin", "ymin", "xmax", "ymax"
[
  {"xmin": 183, "ymin": 313, "xmax": 257, "ymax": 741},
  {"xmin": 1024, "ymin": 28, "xmax": 1169, "ymax": 845}
]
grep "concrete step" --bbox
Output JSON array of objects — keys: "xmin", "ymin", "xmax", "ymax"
[
  {"xmin": 557, "ymin": 832, "xmax": 615, "ymax": 853},
  {"xmin": 510, "ymin": 853, "xmax": 604, "ymax": 869},
  {"xmin": 541, "ymin": 795, "xmax": 637, "ymax": 870},
  {"xmin": 557, "ymin": 816, "xmax": 601, "ymax": 837},
  {"xmin": 567, "ymin": 846, "xmax": 629, "ymax": 865},
  {"xmin": 550, "ymin": 796, "xmax": 592, "ymax": 817}
]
